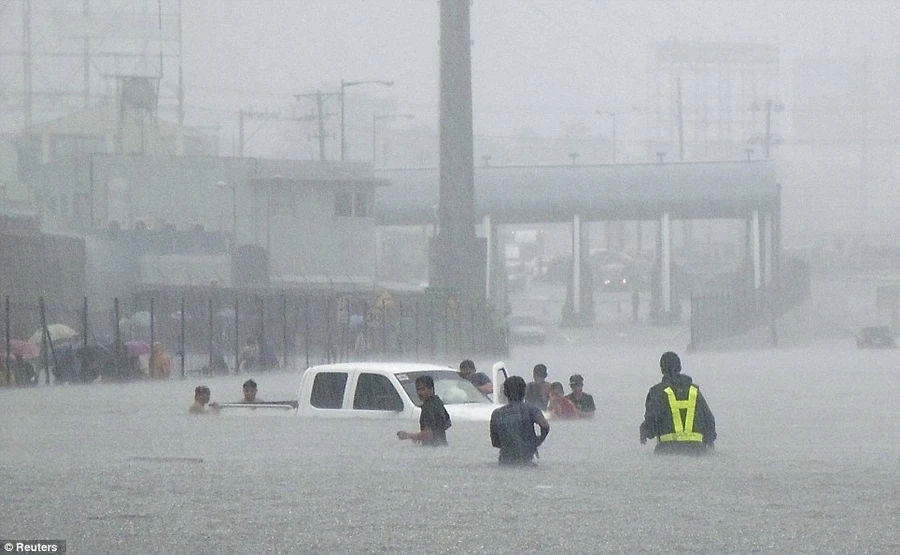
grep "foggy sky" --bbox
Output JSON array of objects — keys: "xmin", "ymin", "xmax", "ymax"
[{"xmin": 183, "ymin": 0, "xmax": 900, "ymax": 136}]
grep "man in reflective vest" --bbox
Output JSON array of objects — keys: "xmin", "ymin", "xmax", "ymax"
[{"xmin": 639, "ymin": 351, "xmax": 716, "ymax": 454}]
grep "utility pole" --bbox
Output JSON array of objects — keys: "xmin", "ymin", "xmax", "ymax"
[
  {"xmin": 676, "ymin": 76, "xmax": 684, "ymax": 162},
  {"xmin": 316, "ymin": 91, "xmax": 326, "ymax": 161},
  {"xmin": 859, "ymin": 50, "xmax": 869, "ymax": 237},
  {"xmin": 83, "ymin": 0, "xmax": 90, "ymax": 108},
  {"xmin": 294, "ymin": 91, "xmax": 339, "ymax": 160},
  {"xmin": 23, "ymin": 0, "xmax": 32, "ymax": 129}
]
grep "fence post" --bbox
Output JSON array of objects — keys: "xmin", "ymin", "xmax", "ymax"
[
  {"xmin": 258, "ymin": 296, "xmax": 266, "ymax": 365},
  {"xmin": 304, "ymin": 296, "xmax": 310, "ymax": 369},
  {"xmin": 381, "ymin": 297, "xmax": 387, "ymax": 359},
  {"xmin": 208, "ymin": 297, "xmax": 213, "ymax": 376},
  {"xmin": 470, "ymin": 304, "xmax": 476, "ymax": 354},
  {"xmin": 114, "ymin": 297, "xmax": 121, "ymax": 363},
  {"xmin": 180, "ymin": 298, "xmax": 186, "ymax": 379},
  {"xmin": 150, "ymin": 297, "xmax": 156, "ymax": 377},
  {"xmin": 5, "ymin": 295, "xmax": 10, "ymax": 364},
  {"xmin": 39, "ymin": 296, "xmax": 53, "ymax": 385},
  {"xmin": 428, "ymin": 300, "xmax": 436, "ymax": 358},
  {"xmin": 325, "ymin": 296, "xmax": 333, "ymax": 364},
  {"xmin": 339, "ymin": 297, "xmax": 348, "ymax": 363},
  {"xmin": 397, "ymin": 300, "xmax": 403, "ymax": 357},
  {"xmin": 360, "ymin": 299, "xmax": 367, "ymax": 360},
  {"xmin": 283, "ymin": 295, "xmax": 289, "ymax": 368},
  {"xmin": 82, "ymin": 296, "xmax": 88, "ymax": 352},
  {"xmin": 234, "ymin": 298, "xmax": 240, "ymax": 375}
]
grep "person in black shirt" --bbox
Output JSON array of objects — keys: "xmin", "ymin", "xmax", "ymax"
[
  {"xmin": 397, "ymin": 375, "xmax": 451, "ymax": 446},
  {"xmin": 490, "ymin": 376, "xmax": 550, "ymax": 465},
  {"xmin": 566, "ymin": 374, "xmax": 596, "ymax": 418},
  {"xmin": 459, "ymin": 359, "xmax": 493, "ymax": 395},
  {"xmin": 639, "ymin": 351, "xmax": 716, "ymax": 454}
]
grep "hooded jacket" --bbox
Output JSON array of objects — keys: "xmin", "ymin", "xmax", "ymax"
[{"xmin": 640, "ymin": 373, "xmax": 716, "ymax": 449}]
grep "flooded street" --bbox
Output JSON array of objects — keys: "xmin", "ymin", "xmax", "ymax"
[{"xmin": 2, "ymin": 281, "xmax": 898, "ymax": 554}]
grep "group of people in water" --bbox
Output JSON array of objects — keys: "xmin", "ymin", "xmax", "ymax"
[
  {"xmin": 188, "ymin": 350, "xmax": 717, "ymax": 465},
  {"xmin": 188, "ymin": 378, "xmax": 262, "ymax": 414},
  {"xmin": 399, "ymin": 352, "xmax": 716, "ymax": 465}
]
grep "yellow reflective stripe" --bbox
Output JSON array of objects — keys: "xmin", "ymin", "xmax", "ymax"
[{"xmin": 659, "ymin": 386, "xmax": 704, "ymax": 443}]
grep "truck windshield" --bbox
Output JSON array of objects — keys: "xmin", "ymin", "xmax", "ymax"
[{"xmin": 397, "ymin": 370, "xmax": 492, "ymax": 406}]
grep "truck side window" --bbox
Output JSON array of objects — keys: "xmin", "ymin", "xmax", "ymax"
[
  {"xmin": 353, "ymin": 373, "xmax": 404, "ymax": 412},
  {"xmin": 310, "ymin": 372, "xmax": 348, "ymax": 409}
]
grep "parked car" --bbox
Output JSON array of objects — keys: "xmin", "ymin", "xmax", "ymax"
[
  {"xmin": 508, "ymin": 315, "xmax": 547, "ymax": 345},
  {"xmin": 856, "ymin": 326, "xmax": 896, "ymax": 349}
]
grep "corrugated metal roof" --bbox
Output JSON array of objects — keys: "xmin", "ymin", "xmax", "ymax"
[{"xmin": 374, "ymin": 160, "xmax": 778, "ymax": 225}]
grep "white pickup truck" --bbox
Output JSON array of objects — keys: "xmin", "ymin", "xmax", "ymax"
[{"xmin": 216, "ymin": 362, "xmax": 507, "ymax": 422}]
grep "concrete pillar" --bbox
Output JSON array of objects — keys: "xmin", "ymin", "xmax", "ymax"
[{"xmin": 660, "ymin": 212, "xmax": 671, "ymax": 313}]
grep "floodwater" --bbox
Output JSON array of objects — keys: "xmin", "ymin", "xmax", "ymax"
[{"xmin": 1, "ymin": 283, "xmax": 898, "ymax": 554}]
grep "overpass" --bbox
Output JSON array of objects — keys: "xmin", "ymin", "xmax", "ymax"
[{"xmin": 374, "ymin": 160, "xmax": 781, "ymax": 324}]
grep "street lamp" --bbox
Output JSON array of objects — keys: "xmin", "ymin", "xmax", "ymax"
[
  {"xmin": 341, "ymin": 79, "xmax": 393, "ymax": 161},
  {"xmin": 372, "ymin": 113, "xmax": 414, "ymax": 167},
  {"xmin": 596, "ymin": 110, "xmax": 617, "ymax": 163},
  {"xmin": 217, "ymin": 180, "xmax": 237, "ymax": 253}
]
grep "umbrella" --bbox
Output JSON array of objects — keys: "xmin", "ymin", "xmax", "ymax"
[
  {"xmin": 6, "ymin": 338, "xmax": 40, "ymax": 359},
  {"xmin": 124, "ymin": 340, "xmax": 151, "ymax": 357},
  {"xmin": 28, "ymin": 324, "xmax": 79, "ymax": 344}
]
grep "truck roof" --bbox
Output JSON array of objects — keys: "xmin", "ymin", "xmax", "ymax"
[{"xmin": 305, "ymin": 362, "xmax": 455, "ymax": 374}]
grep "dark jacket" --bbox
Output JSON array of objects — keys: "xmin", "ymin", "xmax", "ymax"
[{"xmin": 640, "ymin": 373, "xmax": 716, "ymax": 452}]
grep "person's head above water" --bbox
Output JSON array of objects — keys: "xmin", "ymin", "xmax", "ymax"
[
  {"xmin": 660, "ymin": 351, "xmax": 681, "ymax": 377},
  {"xmin": 503, "ymin": 375, "xmax": 527, "ymax": 403}
]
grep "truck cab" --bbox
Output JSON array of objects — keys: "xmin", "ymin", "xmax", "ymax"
[{"xmin": 297, "ymin": 362, "xmax": 498, "ymax": 422}]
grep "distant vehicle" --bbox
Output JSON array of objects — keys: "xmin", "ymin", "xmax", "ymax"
[
  {"xmin": 856, "ymin": 326, "xmax": 896, "ymax": 349},
  {"xmin": 215, "ymin": 363, "xmax": 505, "ymax": 421},
  {"xmin": 508, "ymin": 315, "xmax": 547, "ymax": 345},
  {"xmin": 596, "ymin": 263, "xmax": 629, "ymax": 292}
]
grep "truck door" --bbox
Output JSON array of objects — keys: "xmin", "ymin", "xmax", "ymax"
[
  {"xmin": 351, "ymin": 372, "xmax": 407, "ymax": 418},
  {"xmin": 308, "ymin": 371, "xmax": 351, "ymax": 415}
]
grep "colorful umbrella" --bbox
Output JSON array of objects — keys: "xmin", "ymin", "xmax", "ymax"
[
  {"xmin": 28, "ymin": 324, "xmax": 79, "ymax": 344},
  {"xmin": 124, "ymin": 341, "xmax": 151, "ymax": 356},
  {"xmin": 6, "ymin": 338, "xmax": 40, "ymax": 359}
]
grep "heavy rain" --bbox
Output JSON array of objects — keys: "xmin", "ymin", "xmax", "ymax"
[{"xmin": 0, "ymin": 1, "xmax": 898, "ymax": 554}]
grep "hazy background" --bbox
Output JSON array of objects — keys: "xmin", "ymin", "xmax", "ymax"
[
  {"xmin": 181, "ymin": 0, "xmax": 900, "ymax": 244},
  {"xmin": 2, "ymin": 0, "xmax": 898, "ymax": 244}
]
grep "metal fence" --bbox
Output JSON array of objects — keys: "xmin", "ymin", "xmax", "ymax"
[
  {"xmin": 688, "ymin": 257, "xmax": 811, "ymax": 349},
  {"xmin": 2, "ymin": 292, "xmax": 507, "ymax": 386}
]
